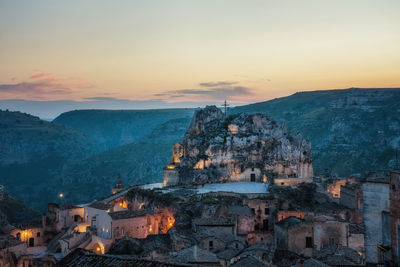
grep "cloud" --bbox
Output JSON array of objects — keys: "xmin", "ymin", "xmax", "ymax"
[
  {"xmin": 157, "ymin": 84, "xmax": 253, "ymax": 101},
  {"xmin": 84, "ymin": 97, "xmax": 121, "ymax": 101},
  {"xmin": 199, "ymin": 81, "xmax": 237, "ymax": 87},
  {"xmin": 0, "ymin": 71, "xmax": 94, "ymax": 99}
]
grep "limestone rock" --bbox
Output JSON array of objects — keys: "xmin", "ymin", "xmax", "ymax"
[{"xmin": 165, "ymin": 105, "xmax": 313, "ymax": 185}]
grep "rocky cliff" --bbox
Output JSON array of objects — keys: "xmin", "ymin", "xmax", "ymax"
[{"xmin": 170, "ymin": 106, "xmax": 313, "ymax": 185}]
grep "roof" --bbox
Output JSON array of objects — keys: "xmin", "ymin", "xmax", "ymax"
[
  {"xmin": 230, "ymin": 255, "xmax": 267, "ymax": 267},
  {"xmin": 109, "ymin": 209, "xmax": 152, "ymax": 220},
  {"xmin": 275, "ymin": 216, "xmax": 302, "ymax": 228},
  {"xmin": 88, "ymin": 202, "xmax": 112, "ymax": 211},
  {"xmin": 216, "ymin": 248, "xmax": 240, "ymax": 260},
  {"xmin": 60, "ymin": 204, "xmax": 83, "ymax": 210},
  {"xmin": 174, "ymin": 245, "xmax": 220, "ymax": 264},
  {"xmin": 316, "ymin": 245, "xmax": 362, "ymax": 266},
  {"xmin": 228, "ymin": 205, "xmax": 253, "ymax": 216},
  {"xmin": 194, "ymin": 217, "xmax": 235, "ymax": 226},
  {"xmin": 56, "ymin": 248, "xmax": 192, "ymax": 267},
  {"xmin": 0, "ymin": 236, "xmax": 25, "ymax": 249},
  {"xmin": 304, "ymin": 258, "xmax": 330, "ymax": 267}
]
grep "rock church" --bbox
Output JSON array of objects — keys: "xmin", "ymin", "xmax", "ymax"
[{"xmin": 163, "ymin": 106, "xmax": 313, "ymax": 186}]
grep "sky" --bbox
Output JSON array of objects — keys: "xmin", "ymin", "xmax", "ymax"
[{"xmin": 1, "ymin": 0, "xmax": 400, "ymax": 118}]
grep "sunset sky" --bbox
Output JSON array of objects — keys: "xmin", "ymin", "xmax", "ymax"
[{"xmin": 1, "ymin": 0, "xmax": 399, "ymax": 113}]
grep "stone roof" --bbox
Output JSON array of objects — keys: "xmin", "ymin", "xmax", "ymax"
[
  {"xmin": 304, "ymin": 258, "xmax": 330, "ymax": 267},
  {"xmin": 230, "ymin": 255, "xmax": 268, "ymax": 267},
  {"xmin": 275, "ymin": 216, "xmax": 303, "ymax": 228},
  {"xmin": 0, "ymin": 236, "xmax": 24, "ymax": 249},
  {"xmin": 109, "ymin": 209, "xmax": 152, "ymax": 220},
  {"xmin": 316, "ymin": 245, "xmax": 363, "ymax": 266},
  {"xmin": 193, "ymin": 216, "xmax": 235, "ymax": 226},
  {"xmin": 88, "ymin": 201, "xmax": 112, "ymax": 211},
  {"xmin": 174, "ymin": 245, "xmax": 220, "ymax": 264},
  {"xmin": 216, "ymin": 248, "xmax": 240, "ymax": 260},
  {"xmin": 228, "ymin": 205, "xmax": 253, "ymax": 216},
  {"xmin": 56, "ymin": 248, "xmax": 191, "ymax": 267}
]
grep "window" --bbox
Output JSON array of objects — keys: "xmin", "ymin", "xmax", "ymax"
[
  {"xmin": 209, "ymin": 240, "xmax": 213, "ymax": 250},
  {"xmin": 265, "ymin": 208, "xmax": 269, "ymax": 215},
  {"xmin": 251, "ymin": 208, "xmax": 255, "ymax": 214},
  {"xmin": 37, "ymin": 232, "xmax": 40, "ymax": 237},
  {"xmin": 306, "ymin": 237, "xmax": 313, "ymax": 248},
  {"xmin": 74, "ymin": 215, "xmax": 80, "ymax": 222},
  {"xmin": 329, "ymin": 237, "xmax": 335, "ymax": 246},
  {"xmin": 251, "ymin": 173, "xmax": 256, "ymax": 182}
]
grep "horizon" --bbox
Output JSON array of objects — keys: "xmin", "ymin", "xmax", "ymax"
[{"xmin": 2, "ymin": 86, "xmax": 400, "ymax": 119}]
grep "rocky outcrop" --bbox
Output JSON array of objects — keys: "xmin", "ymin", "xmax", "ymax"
[{"xmin": 165, "ymin": 106, "xmax": 313, "ymax": 185}]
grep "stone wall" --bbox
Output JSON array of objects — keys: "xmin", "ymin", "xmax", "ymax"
[
  {"xmin": 274, "ymin": 178, "xmax": 313, "ymax": 187},
  {"xmin": 362, "ymin": 180, "xmax": 390, "ymax": 265},
  {"xmin": 112, "ymin": 216, "xmax": 153, "ymax": 239},
  {"xmin": 162, "ymin": 168, "xmax": 179, "ymax": 186}
]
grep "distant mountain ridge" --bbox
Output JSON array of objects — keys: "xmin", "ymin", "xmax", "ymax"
[{"xmin": 53, "ymin": 109, "xmax": 194, "ymax": 150}]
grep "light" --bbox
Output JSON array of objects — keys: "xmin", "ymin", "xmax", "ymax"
[
  {"xmin": 59, "ymin": 193, "xmax": 64, "ymax": 198},
  {"xmin": 167, "ymin": 164, "xmax": 175, "ymax": 169},
  {"xmin": 96, "ymin": 247, "xmax": 101, "ymax": 252}
]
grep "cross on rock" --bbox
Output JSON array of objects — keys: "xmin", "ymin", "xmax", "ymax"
[{"xmin": 222, "ymin": 100, "xmax": 229, "ymax": 117}]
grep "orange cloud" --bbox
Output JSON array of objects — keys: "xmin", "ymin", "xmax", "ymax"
[{"xmin": 0, "ymin": 71, "xmax": 94, "ymax": 100}]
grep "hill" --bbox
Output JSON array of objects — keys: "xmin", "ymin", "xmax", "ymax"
[
  {"xmin": 0, "ymin": 110, "xmax": 99, "ymax": 211},
  {"xmin": 53, "ymin": 109, "xmax": 195, "ymax": 150},
  {"xmin": 55, "ymin": 142, "xmax": 172, "ymax": 204},
  {"xmin": 231, "ymin": 88, "xmax": 400, "ymax": 176},
  {"xmin": 0, "ymin": 196, "xmax": 42, "ymax": 226}
]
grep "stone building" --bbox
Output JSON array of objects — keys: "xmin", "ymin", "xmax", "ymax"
[
  {"xmin": 10, "ymin": 222, "xmax": 45, "ymax": 248},
  {"xmin": 274, "ymin": 215, "xmax": 356, "ymax": 258},
  {"xmin": 326, "ymin": 177, "xmax": 357, "ymax": 200},
  {"xmin": 340, "ymin": 182, "xmax": 363, "ymax": 224},
  {"xmin": 390, "ymin": 170, "xmax": 400, "ymax": 265},
  {"xmin": 362, "ymin": 175, "xmax": 391, "ymax": 265},
  {"xmin": 163, "ymin": 143, "xmax": 183, "ymax": 186},
  {"xmin": 163, "ymin": 106, "xmax": 313, "ymax": 186},
  {"xmin": 111, "ymin": 175, "xmax": 126, "ymax": 195},
  {"xmin": 55, "ymin": 204, "xmax": 85, "ymax": 231}
]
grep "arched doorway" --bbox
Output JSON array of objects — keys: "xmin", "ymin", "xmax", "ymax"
[{"xmin": 250, "ymin": 173, "xmax": 256, "ymax": 182}]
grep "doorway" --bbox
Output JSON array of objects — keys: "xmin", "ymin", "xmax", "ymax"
[{"xmin": 28, "ymin": 237, "xmax": 34, "ymax": 247}]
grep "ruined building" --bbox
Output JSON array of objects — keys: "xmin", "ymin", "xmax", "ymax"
[{"xmin": 163, "ymin": 105, "xmax": 313, "ymax": 186}]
